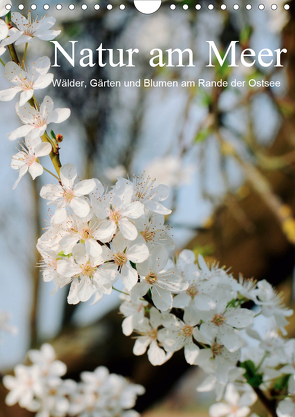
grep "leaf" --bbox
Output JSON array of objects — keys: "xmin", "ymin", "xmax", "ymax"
[
  {"xmin": 130, "ymin": 261, "xmax": 137, "ymax": 270},
  {"xmin": 240, "ymin": 360, "xmax": 263, "ymax": 387},
  {"xmin": 273, "ymin": 374, "xmax": 290, "ymax": 391},
  {"xmin": 50, "ymin": 129, "xmax": 57, "ymax": 140},
  {"xmin": 58, "ymin": 250, "xmax": 72, "ymax": 258},
  {"xmin": 194, "ymin": 128, "xmax": 211, "ymax": 143},
  {"xmin": 240, "ymin": 25, "xmax": 253, "ymax": 45}
]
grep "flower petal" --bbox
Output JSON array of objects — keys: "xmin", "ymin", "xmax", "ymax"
[
  {"xmin": 60, "ymin": 163, "xmax": 77, "ymax": 189},
  {"xmin": 70, "ymin": 197, "xmax": 90, "ymax": 218},
  {"xmin": 47, "ymin": 107, "xmax": 71, "ymax": 124},
  {"xmin": 74, "ymin": 179, "xmax": 96, "ymax": 196},
  {"xmin": 7, "ymin": 124, "xmax": 34, "ymax": 141}
]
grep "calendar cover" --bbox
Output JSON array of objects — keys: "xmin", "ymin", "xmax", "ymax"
[{"xmin": 0, "ymin": 1, "xmax": 295, "ymax": 417}]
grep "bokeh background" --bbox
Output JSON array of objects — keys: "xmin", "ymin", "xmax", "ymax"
[{"xmin": 0, "ymin": 0, "xmax": 295, "ymax": 415}]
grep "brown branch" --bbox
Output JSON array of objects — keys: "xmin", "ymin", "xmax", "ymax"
[{"xmin": 253, "ymin": 387, "xmax": 278, "ymax": 417}]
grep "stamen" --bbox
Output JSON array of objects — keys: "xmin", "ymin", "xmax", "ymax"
[
  {"xmin": 113, "ymin": 252, "xmax": 127, "ymax": 266},
  {"xmin": 145, "ymin": 273, "xmax": 157, "ymax": 285},
  {"xmin": 212, "ymin": 314, "xmax": 225, "ymax": 326}
]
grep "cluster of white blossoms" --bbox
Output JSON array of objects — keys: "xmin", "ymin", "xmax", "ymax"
[
  {"xmin": 2, "ymin": 3, "xmax": 295, "ymax": 417},
  {"xmin": 3, "ymin": 344, "xmax": 144, "ymax": 417},
  {"xmin": 37, "ymin": 166, "xmax": 177, "ymax": 305},
  {"xmin": 120, "ymin": 250, "xmax": 295, "ymax": 417}
]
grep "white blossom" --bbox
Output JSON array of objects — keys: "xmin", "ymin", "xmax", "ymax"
[
  {"xmin": 158, "ymin": 306, "xmax": 201, "ymax": 364},
  {"xmin": 198, "ymin": 295, "xmax": 254, "ymax": 353},
  {"xmin": 115, "ymin": 174, "xmax": 172, "ymax": 215},
  {"xmin": 209, "ymin": 384, "xmax": 257, "ymax": 417},
  {"xmin": 105, "ymin": 231, "xmax": 149, "ymax": 291},
  {"xmin": 40, "ymin": 163, "xmax": 96, "ymax": 224},
  {"xmin": 131, "ymin": 246, "xmax": 188, "ymax": 311},
  {"xmin": 120, "ymin": 292, "xmax": 148, "ymax": 336},
  {"xmin": 0, "ymin": 57, "xmax": 53, "ymax": 106},
  {"xmin": 133, "ymin": 307, "xmax": 173, "ymax": 366},
  {"xmin": 12, "ymin": 12, "xmax": 61, "ymax": 45},
  {"xmin": 255, "ymin": 280, "xmax": 293, "ymax": 334},
  {"xmin": 11, "ymin": 137, "xmax": 51, "ymax": 189},
  {"xmin": 8, "ymin": 96, "xmax": 70, "ymax": 141},
  {"xmin": 93, "ymin": 192, "xmax": 145, "ymax": 241},
  {"xmin": 56, "ymin": 243, "xmax": 117, "ymax": 304}
]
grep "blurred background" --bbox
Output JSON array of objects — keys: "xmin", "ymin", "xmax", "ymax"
[{"xmin": 0, "ymin": 0, "xmax": 295, "ymax": 415}]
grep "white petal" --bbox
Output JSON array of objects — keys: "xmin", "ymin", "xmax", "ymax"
[
  {"xmin": 67, "ymin": 278, "xmax": 80, "ymax": 304},
  {"xmin": 209, "ymin": 403, "xmax": 231, "ymax": 417},
  {"xmin": 122, "ymin": 316, "xmax": 134, "ymax": 336},
  {"xmin": 152, "ymin": 286, "xmax": 172, "ymax": 311},
  {"xmin": 150, "ymin": 245, "xmax": 169, "ymax": 272},
  {"xmin": 40, "ymin": 95, "xmax": 54, "ymax": 113},
  {"xmin": 119, "ymin": 217, "xmax": 138, "ymax": 240},
  {"xmin": 60, "ymin": 163, "xmax": 77, "ymax": 188},
  {"xmin": 225, "ymin": 309, "xmax": 254, "ymax": 328},
  {"xmin": 57, "ymin": 259, "xmax": 80, "ymax": 277},
  {"xmin": 12, "ymin": 165, "xmax": 28, "ymax": 189},
  {"xmin": 194, "ymin": 293, "xmax": 216, "ymax": 311},
  {"xmin": 200, "ymin": 322, "xmax": 217, "ymax": 343},
  {"xmin": 85, "ymin": 239, "xmax": 102, "ymax": 257},
  {"xmin": 4, "ymin": 61, "xmax": 25, "ymax": 82},
  {"xmin": 148, "ymin": 340, "xmax": 167, "ymax": 366},
  {"xmin": 121, "ymin": 201, "xmax": 145, "ymax": 219},
  {"xmin": 96, "ymin": 220, "xmax": 117, "ymax": 242},
  {"xmin": 34, "ymin": 142, "xmax": 51, "ymax": 157},
  {"xmin": 120, "ymin": 264, "xmax": 138, "ymax": 291},
  {"xmin": 153, "ymin": 184, "xmax": 170, "ymax": 201},
  {"xmin": 33, "ymin": 73, "xmax": 53, "ymax": 89},
  {"xmin": 60, "ymin": 235, "xmax": 79, "ymax": 254},
  {"xmin": 74, "ymin": 179, "xmax": 96, "ymax": 196},
  {"xmin": 197, "ymin": 375, "xmax": 216, "ymax": 392},
  {"xmin": 33, "ymin": 56, "xmax": 51, "ymax": 75},
  {"xmin": 7, "ymin": 124, "xmax": 34, "ymax": 141},
  {"xmin": 219, "ymin": 327, "xmax": 241, "ymax": 352},
  {"xmin": 127, "ymin": 243, "xmax": 149, "ymax": 264},
  {"xmin": 0, "ymin": 0, "xmax": 11, "ymax": 16},
  {"xmin": 173, "ymin": 292, "xmax": 190, "ymax": 308},
  {"xmin": 224, "ymin": 384, "xmax": 239, "ymax": 405},
  {"xmin": 19, "ymin": 89, "xmax": 34, "ymax": 106},
  {"xmin": 144, "ymin": 199, "xmax": 172, "ymax": 215},
  {"xmin": 40, "ymin": 183, "xmax": 63, "ymax": 200},
  {"xmin": 184, "ymin": 306, "xmax": 201, "ymax": 327},
  {"xmin": 0, "ymin": 87, "xmax": 20, "ymax": 102},
  {"xmin": 47, "ymin": 107, "xmax": 71, "ymax": 124},
  {"xmin": 0, "ymin": 19, "xmax": 8, "ymax": 41},
  {"xmin": 29, "ymin": 161, "xmax": 43, "ymax": 180},
  {"xmin": 133, "ymin": 336, "xmax": 150, "ymax": 355},
  {"xmin": 77, "ymin": 277, "xmax": 94, "ymax": 302},
  {"xmin": 52, "ymin": 203, "xmax": 67, "ymax": 224},
  {"xmin": 70, "ymin": 197, "xmax": 90, "ymax": 218},
  {"xmin": 131, "ymin": 281, "xmax": 150, "ymax": 303},
  {"xmin": 184, "ymin": 340, "xmax": 200, "ymax": 365}
]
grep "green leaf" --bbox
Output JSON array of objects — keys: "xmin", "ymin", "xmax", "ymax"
[
  {"xmin": 50, "ymin": 130, "xmax": 57, "ymax": 140},
  {"xmin": 58, "ymin": 250, "xmax": 72, "ymax": 258},
  {"xmin": 130, "ymin": 261, "xmax": 137, "ymax": 270},
  {"xmin": 273, "ymin": 374, "xmax": 290, "ymax": 391},
  {"xmin": 240, "ymin": 360, "xmax": 263, "ymax": 387},
  {"xmin": 194, "ymin": 128, "xmax": 211, "ymax": 143},
  {"xmin": 225, "ymin": 299, "xmax": 236, "ymax": 309},
  {"xmin": 240, "ymin": 25, "xmax": 253, "ymax": 45}
]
